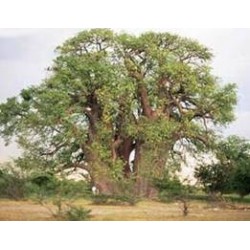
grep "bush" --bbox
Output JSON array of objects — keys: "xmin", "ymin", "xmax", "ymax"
[
  {"xmin": 92, "ymin": 194, "xmax": 138, "ymax": 206},
  {"xmin": 194, "ymin": 164, "xmax": 232, "ymax": 195},
  {"xmin": 24, "ymin": 173, "xmax": 59, "ymax": 198},
  {"xmin": 91, "ymin": 178, "xmax": 139, "ymax": 206},
  {"xmin": 154, "ymin": 172, "xmax": 191, "ymax": 201},
  {"xmin": 113, "ymin": 195, "xmax": 139, "ymax": 206},
  {"xmin": 195, "ymin": 160, "xmax": 250, "ymax": 198},
  {"xmin": 64, "ymin": 206, "xmax": 91, "ymax": 221},
  {"xmin": 56, "ymin": 179, "xmax": 92, "ymax": 199},
  {"xmin": 231, "ymin": 162, "xmax": 250, "ymax": 198},
  {"xmin": 37, "ymin": 197, "xmax": 91, "ymax": 221},
  {"xmin": 24, "ymin": 173, "xmax": 92, "ymax": 200},
  {"xmin": 0, "ymin": 165, "xmax": 26, "ymax": 200},
  {"xmin": 154, "ymin": 173, "xmax": 192, "ymax": 216},
  {"xmin": 195, "ymin": 136, "xmax": 250, "ymax": 198},
  {"xmin": 92, "ymin": 194, "xmax": 109, "ymax": 205},
  {"xmin": 0, "ymin": 161, "xmax": 92, "ymax": 201}
]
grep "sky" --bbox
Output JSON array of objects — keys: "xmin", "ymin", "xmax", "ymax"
[{"xmin": 0, "ymin": 28, "xmax": 250, "ymax": 161}]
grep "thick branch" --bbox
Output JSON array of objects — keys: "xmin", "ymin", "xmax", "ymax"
[
  {"xmin": 40, "ymin": 142, "xmax": 67, "ymax": 156},
  {"xmin": 111, "ymin": 137, "xmax": 123, "ymax": 162},
  {"xmin": 137, "ymin": 84, "xmax": 155, "ymax": 119}
]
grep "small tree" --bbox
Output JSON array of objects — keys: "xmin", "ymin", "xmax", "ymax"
[
  {"xmin": 195, "ymin": 136, "xmax": 250, "ymax": 198},
  {"xmin": 195, "ymin": 163, "xmax": 232, "ymax": 196},
  {"xmin": 232, "ymin": 163, "xmax": 250, "ymax": 198},
  {"xmin": 0, "ymin": 162, "xmax": 26, "ymax": 200}
]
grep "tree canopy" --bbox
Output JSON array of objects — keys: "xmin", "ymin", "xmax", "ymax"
[
  {"xmin": 195, "ymin": 136, "xmax": 250, "ymax": 197},
  {"xmin": 0, "ymin": 29, "xmax": 237, "ymax": 196}
]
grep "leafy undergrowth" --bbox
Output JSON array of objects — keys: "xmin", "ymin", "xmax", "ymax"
[
  {"xmin": 37, "ymin": 198, "xmax": 92, "ymax": 221},
  {"xmin": 1, "ymin": 199, "xmax": 250, "ymax": 221},
  {"xmin": 91, "ymin": 194, "xmax": 139, "ymax": 206}
]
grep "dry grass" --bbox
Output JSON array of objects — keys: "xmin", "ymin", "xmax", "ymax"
[{"xmin": 0, "ymin": 199, "xmax": 250, "ymax": 221}]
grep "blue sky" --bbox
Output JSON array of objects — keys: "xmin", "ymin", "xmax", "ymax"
[{"xmin": 0, "ymin": 28, "xmax": 250, "ymax": 160}]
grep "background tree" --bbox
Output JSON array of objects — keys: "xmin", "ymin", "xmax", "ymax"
[
  {"xmin": 194, "ymin": 163, "xmax": 232, "ymax": 196},
  {"xmin": 219, "ymin": 136, "xmax": 250, "ymax": 198},
  {"xmin": 195, "ymin": 136, "xmax": 250, "ymax": 198},
  {"xmin": 0, "ymin": 29, "xmax": 237, "ymax": 196}
]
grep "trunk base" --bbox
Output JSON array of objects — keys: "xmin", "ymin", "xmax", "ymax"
[
  {"xmin": 134, "ymin": 177, "xmax": 158, "ymax": 199},
  {"xmin": 94, "ymin": 177, "xmax": 158, "ymax": 199}
]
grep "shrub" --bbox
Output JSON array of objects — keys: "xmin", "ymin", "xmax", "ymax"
[
  {"xmin": 56, "ymin": 179, "xmax": 92, "ymax": 199},
  {"xmin": 92, "ymin": 194, "xmax": 109, "ymax": 205},
  {"xmin": 231, "ymin": 162, "xmax": 250, "ymax": 198},
  {"xmin": 0, "ymin": 164, "xmax": 26, "ymax": 200},
  {"xmin": 154, "ymin": 172, "xmax": 191, "ymax": 201},
  {"xmin": 92, "ymin": 194, "xmax": 138, "ymax": 206},
  {"xmin": 64, "ymin": 206, "xmax": 91, "ymax": 221},
  {"xmin": 194, "ymin": 164, "xmax": 232, "ymax": 196},
  {"xmin": 113, "ymin": 194, "xmax": 139, "ymax": 206},
  {"xmin": 91, "ymin": 178, "xmax": 139, "ymax": 206},
  {"xmin": 24, "ymin": 173, "xmax": 92, "ymax": 200},
  {"xmin": 37, "ymin": 197, "xmax": 91, "ymax": 221},
  {"xmin": 195, "ymin": 136, "xmax": 250, "ymax": 198},
  {"xmin": 24, "ymin": 173, "xmax": 59, "ymax": 198}
]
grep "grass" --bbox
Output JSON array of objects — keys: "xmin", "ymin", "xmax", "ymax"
[{"xmin": 1, "ymin": 198, "xmax": 250, "ymax": 221}]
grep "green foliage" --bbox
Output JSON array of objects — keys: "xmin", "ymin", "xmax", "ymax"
[
  {"xmin": 56, "ymin": 179, "xmax": 92, "ymax": 199},
  {"xmin": 136, "ymin": 117, "xmax": 178, "ymax": 144},
  {"xmin": 154, "ymin": 171, "xmax": 193, "ymax": 202},
  {"xmin": 91, "ymin": 194, "xmax": 138, "ymax": 206},
  {"xmin": 0, "ymin": 29, "xmax": 238, "ymax": 195},
  {"xmin": 25, "ymin": 176, "xmax": 91, "ymax": 200},
  {"xmin": 195, "ymin": 136, "xmax": 250, "ymax": 198},
  {"xmin": 0, "ymin": 162, "xmax": 28, "ymax": 200},
  {"xmin": 215, "ymin": 136, "xmax": 250, "ymax": 198},
  {"xmin": 194, "ymin": 164, "xmax": 232, "ymax": 195},
  {"xmin": 64, "ymin": 206, "xmax": 91, "ymax": 221},
  {"xmin": 24, "ymin": 173, "xmax": 58, "ymax": 198},
  {"xmin": 91, "ymin": 194, "xmax": 109, "ymax": 205},
  {"xmin": 154, "ymin": 171, "xmax": 193, "ymax": 216},
  {"xmin": 38, "ymin": 197, "xmax": 91, "ymax": 221},
  {"xmin": 0, "ymin": 161, "xmax": 91, "ymax": 200},
  {"xmin": 91, "ymin": 177, "xmax": 139, "ymax": 205},
  {"xmin": 231, "ymin": 165, "xmax": 250, "ymax": 198}
]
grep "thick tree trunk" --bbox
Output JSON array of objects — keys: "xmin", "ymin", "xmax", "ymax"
[
  {"xmin": 133, "ymin": 140, "xmax": 141, "ymax": 175},
  {"xmin": 132, "ymin": 142, "xmax": 159, "ymax": 198},
  {"xmin": 94, "ymin": 179, "xmax": 116, "ymax": 195},
  {"xmin": 134, "ymin": 176, "xmax": 158, "ymax": 198},
  {"xmin": 118, "ymin": 137, "xmax": 134, "ymax": 177}
]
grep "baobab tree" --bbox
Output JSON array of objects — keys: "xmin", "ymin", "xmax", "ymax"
[{"xmin": 0, "ymin": 29, "xmax": 237, "ymax": 196}]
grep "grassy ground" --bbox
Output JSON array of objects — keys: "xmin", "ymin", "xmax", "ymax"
[{"xmin": 1, "ymin": 199, "xmax": 250, "ymax": 221}]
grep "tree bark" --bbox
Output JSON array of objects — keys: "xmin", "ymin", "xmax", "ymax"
[
  {"xmin": 118, "ymin": 137, "xmax": 134, "ymax": 177},
  {"xmin": 138, "ymin": 84, "xmax": 157, "ymax": 119}
]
